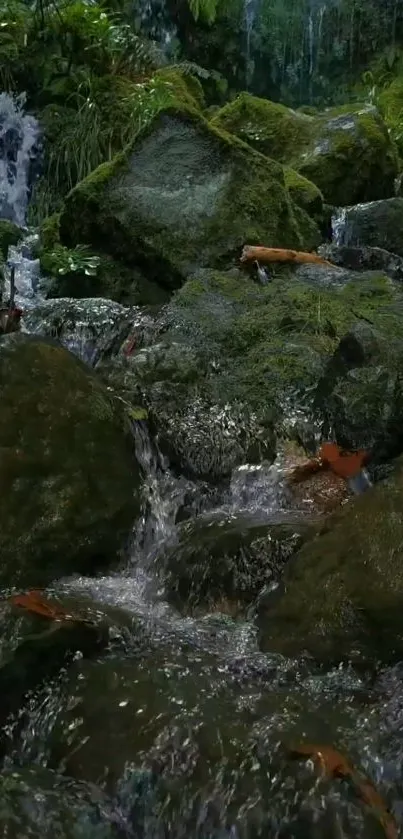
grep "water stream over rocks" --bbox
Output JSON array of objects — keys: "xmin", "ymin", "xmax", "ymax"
[{"xmin": 1, "ymin": 93, "xmax": 403, "ymax": 838}]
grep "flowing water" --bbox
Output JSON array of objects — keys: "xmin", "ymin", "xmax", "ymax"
[{"xmin": 0, "ymin": 95, "xmax": 403, "ymax": 839}]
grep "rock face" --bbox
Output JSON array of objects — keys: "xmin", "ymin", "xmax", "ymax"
[
  {"xmin": 318, "ymin": 243, "xmax": 403, "ymax": 282},
  {"xmin": 0, "ymin": 334, "xmax": 140, "ymax": 588},
  {"xmin": 59, "ymin": 106, "xmax": 316, "ymax": 290},
  {"xmin": 333, "ymin": 198, "xmax": 403, "ymax": 257},
  {"xmin": 161, "ymin": 514, "xmax": 306, "ymax": 613},
  {"xmin": 95, "ymin": 265, "xmax": 403, "ymax": 481},
  {"xmin": 211, "ymin": 94, "xmax": 399, "ymax": 206},
  {"xmin": 257, "ymin": 459, "xmax": 403, "ymax": 663}
]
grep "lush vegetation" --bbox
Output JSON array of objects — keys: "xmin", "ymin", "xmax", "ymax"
[{"xmin": 2, "ymin": 0, "xmax": 403, "ymax": 221}]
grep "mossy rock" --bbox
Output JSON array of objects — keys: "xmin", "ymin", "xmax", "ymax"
[
  {"xmin": 378, "ymin": 76, "xmax": 403, "ymax": 156},
  {"xmin": 163, "ymin": 266, "xmax": 402, "ymax": 414},
  {"xmin": 284, "ymin": 167, "xmax": 324, "ymax": 219},
  {"xmin": 155, "ymin": 67, "xmax": 205, "ymax": 111},
  {"xmin": 0, "ymin": 220, "xmax": 23, "ymax": 260},
  {"xmin": 38, "ymin": 215, "xmax": 168, "ymax": 305},
  {"xmin": 118, "ymin": 266, "xmax": 403, "ymax": 478},
  {"xmin": 59, "ymin": 105, "xmax": 313, "ymax": 290},
  {"xmin": 212, "ymin": 93, "xmax": 399, "ymax": 206},
  {"xmin": 0, "ymin": 333, "xmax": 140, "ymax": 588},
  {"xmin": 257, "ymin": 458, "xmax": 403, "ymax": 664}
]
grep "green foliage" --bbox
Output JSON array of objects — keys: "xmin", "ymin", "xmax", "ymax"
[
  {"xmin": 188, "ymin": 0, "xmax": 221, "ymax": 23},
  {"xmin": 41, "ymin": 243, "xmax": 101, "ymax": 277}
]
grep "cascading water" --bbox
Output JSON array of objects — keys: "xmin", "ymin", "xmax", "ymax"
[
  {"xmin": 0, "ymin": 93, "xmax": 44, "ymax": 310},
  {"xmin": 0, "ymin": 92, "xmax": 40, "ymax": 227},
  {"xmin": 244, "ymin": 0, "xmax": 259, "ymax": 88}
]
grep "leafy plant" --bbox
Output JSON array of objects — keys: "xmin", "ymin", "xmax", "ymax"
[{"xmin": 43, "ymin": 244, "xmax": 101, "ymax": 276}]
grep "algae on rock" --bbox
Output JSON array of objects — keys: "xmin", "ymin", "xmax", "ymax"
[
  {"xmin": 0, "ymin": 334, "xmax": 140, "ymax": 588},
  {"xmin": 212, "ymin": 93, "xmax": 399, "ymax": 207},
  {"xmin": 122, "ymin": 266, "xmax": 403, "ymax": 478},
  {"xmin": 59, "ymin": 105, "xmax": 315, "ymax": 290},
  {"xmin": 257, "ymin": 457, "xmax": 403, "ymax": 664},
  {"xmin": 0, "ymin": 220, "xmax": 23, "ymax": 261}
]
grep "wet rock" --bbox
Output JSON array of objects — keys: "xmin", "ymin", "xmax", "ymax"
[
  {"xmin": 23, "ymin": 297, "xmax": 140, "ymax": 366},
  {"xmin": 257, "ymin": 457, "xmax": 403, "ymax": 664},
  {"xmin": 148, "ymin": 393, "xmax": 275, "ymax": 481},
  {"xmin": 60, "ymin": 106, "xmax": 315, "ymax": 290},
  {"xmin": 334, "ymin": 198, "xmax": 403, "ymax": 257},
  {"xmin": 161, "ymin": 513, "xmax": 306, "ymax": 613},
  {"xmin": 0, "ymin": 333, "xmax": 140, "ymax": 587},
  {"xmin": 0, "ymin": 600, "xmax": 108, "ymax": 740},
  {"xmin": 283, "ymin": 446, "xmax": 349, "ymax": 514},
  {"xmin": 113, "ymin": 267, "xmax": 403, "ymax": 472},
  {"xmin": 319, "ymin": 243, "xmax": 403, "ymax": 282},
  {"xmin": 0, "ymin": 218, "xmax": 22, "ymax": 260},
  {"xmin": 211, "ymin": 94, "xmax": 398, "ymax": 206},
  {"xmin": 315, "ymin": 319, "xmax": 403, "ymax": 456},
  {"xmin": 38, "ymin": 214, "xmax": 167, "ymax": 306},
  {"xmin": 0, "ymin": 766, "xmax": 130, "ymax": 838}
]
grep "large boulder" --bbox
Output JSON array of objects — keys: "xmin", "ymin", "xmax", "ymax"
[
  {"xmin": 332, "ymin": 198, "xmax": 403, "ymax": 257},
  {"xmin": 0, "ymin": 334, "xmax": 140, "ymax": 588},
  {"xmin": 99, "ymin": 266, "xmax": 403, "ymax": 480},
  {"xmin": 59, "ymin": 106, "xmax": 317, "ymax": 291},
  {"xmin": 318, "ymin": 242, "xmax": 403, "ymax": 281},
  {"xmin": 211, "ymin": 93, "xmax": 399, "ymax": 206},
  {"xmin": 257, "ymin": 458, "xmax": 403, "ymax": 663}
]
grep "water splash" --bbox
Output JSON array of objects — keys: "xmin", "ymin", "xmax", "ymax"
[
  {"xmin": 0, "ymin": 93, "xmax": 40, "ymax": 227},
  {"xmin": 331, "ymin": 206, "xmax": 349, "ymax": 245},
  {"xmin": 4, "ymin": 234, "xmax": 44, "ymax": 309}
]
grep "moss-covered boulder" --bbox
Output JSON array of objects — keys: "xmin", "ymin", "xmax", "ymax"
[
  {"xmin": 59, "ymin": 106, "xmax": 314, "ymax": 290},
  {"xmin": 0, "ymin": 219, "xmax": 23, "ymax": 260},
  {"xmin": 102, "ymin": 265, "xmax": 403, "ymax": 479},
  {"xmin": 283, "ymin": 167, "xmax": 324, "ymax": 219},
  {"xmin": 257, "ymin": 458, "xmax": 403, "ymax": 663},
  {"xmin": 38, "ymin": 214, "xmax": 167, "ymax": 305},
  {"xmin": 378, "ymin": 76, "xmax": 403, "ymax": 156},
  {"xmin": 211, "ymin": 93, "xmax": 399, "ymax": 206},
  {"xmin": 334, "ymin": 198, "xmax": 403, "ymax": 257},
  {"xmin": 0, "ymin": 333, "xmax": 140, "ymax": 588}
]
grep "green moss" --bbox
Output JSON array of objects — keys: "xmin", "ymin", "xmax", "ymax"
[
  {"xmin": 42, "ymin": 248, "xmax": 168, "ymax": 306},
  {"xmin": 155, "ymin": 68, "xmax": 205, "ymax": 111},
  {"xmin": 165, "ymin": 268, "xmax": 401, "ymax": 416},
  {"xmin": 0, "ymin": 220, "xmax": 23, "ymax": 260},
  {"xmin": 283, "ymin": 167, "xmax": 324, "ymax": 216},
  {"xmin": 258, "ymin": 459, "xmax": 403, "ymax": 662},
  {"xmin": 378, "ymin": 76, "xmax": 403, "ymax": 157},
  {"xmin": 0, "ymin": 335, "xmax": 139, "ymax": 588},
  {"xmin": 59, "ymin": 104, "xmax": 317, "ymax": 286},
  {"xmin": 211, "ymin": 92, "xmax": 313, "ymax": 162},
  {"xmin": 39, "ymin": 213, "xmax": 61, "ymax": 252},
  {"xmin": 212, "ymin": 94, "xmax": 399, "ymax": 206}
]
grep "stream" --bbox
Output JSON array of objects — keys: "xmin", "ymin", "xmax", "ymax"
[{"xmin": 0, "ymin": 93, "xmax": 402, "ymax": 839}]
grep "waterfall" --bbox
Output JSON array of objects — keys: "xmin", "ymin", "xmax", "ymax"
[
  {"xmin": 331, "ymin": 207, "xmax": 349, "ymax": 245},
  {"xmin": 244, "ymin": 0, "xmax": 259, "ymax": 87},
  {"xmin": 0, "ymin": 93, "xmax": 40, "ymax": 227}
]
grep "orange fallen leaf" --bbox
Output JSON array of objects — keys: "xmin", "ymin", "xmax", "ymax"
[
  {"xmin": 318, "ymin": 442, "xmax": 369, "ymax": 479},
  {"xmin": 240, "ymin": 245, "xmax": 336, "ymax": 268},
  {"xmin": 9, "ymin": 590, "xmax": 75, "ymax": 623},
  {"xmin": 287, "ymin": 743, "xmax": 398, "ymax": 839}
]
